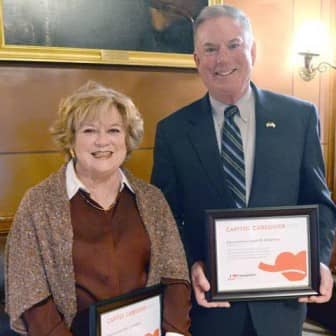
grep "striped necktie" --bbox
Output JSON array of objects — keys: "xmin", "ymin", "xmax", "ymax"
[{"xmin": 221, "ymin": 105, "xmax": 246, "ymax": 208}]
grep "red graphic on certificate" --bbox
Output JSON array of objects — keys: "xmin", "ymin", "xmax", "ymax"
[
  {"xmin": 258, "ymin": 250, "xmax": 307, "ymax": 281},
  {"xmin": 145, "ymin": 328, "xmax": 160, "ymax": 336}
]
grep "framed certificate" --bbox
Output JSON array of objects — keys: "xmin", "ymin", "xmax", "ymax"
[
  {"xmin": 89, "ymin": 285, "xmax": 162, "ymax": 336},
  {"xmin": 205, "ymin": 205, "xmax": 320, "ymax": 301}
]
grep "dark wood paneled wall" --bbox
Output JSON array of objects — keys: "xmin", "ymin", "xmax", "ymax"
[
  {"xmin": 0, "ymin": 62, "xmax": 206, "ymax": 218},
  {"xmin": 0, "ymin": 0, "xmax": 335, "ymax": 230}
]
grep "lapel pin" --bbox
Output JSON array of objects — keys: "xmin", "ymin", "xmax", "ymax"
[{"xmin": 266, "ymin": 121, "xmax": 276, "ymax": 128}]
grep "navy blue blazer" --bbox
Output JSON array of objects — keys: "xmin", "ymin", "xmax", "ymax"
[{"xmin": 151, "ymin": 83, "xmax": 336, "ymax": 336}]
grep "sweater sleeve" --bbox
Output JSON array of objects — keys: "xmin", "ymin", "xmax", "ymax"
[
  {"xmin": 5, "ymin": 192, "xmax": 51, "ymax": 334},
  {"xmin": 153, "ymin": 188, "xmax": 191, "ymax": 335},
  {"xmin": 161, "ymin": 278, "xmax": 191, "ymax": 336},
  {"xmin": 23, "ymin": 297, "xmax": 72, "ymax": 336}
]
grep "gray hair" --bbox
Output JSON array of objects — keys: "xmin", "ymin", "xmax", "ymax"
[{"xmin": 193, "ymin": 5, "xmax": 253, "ymax": 46}]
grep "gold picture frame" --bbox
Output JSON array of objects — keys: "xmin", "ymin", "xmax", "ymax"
[{"xmin": 0, "ymin": 0, "xmax": 223, "ymax": 67}]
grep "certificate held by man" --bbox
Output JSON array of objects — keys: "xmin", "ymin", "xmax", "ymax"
[{"xmin": 205, "ymin": 205, "xmax": 320, "ymax": 301}]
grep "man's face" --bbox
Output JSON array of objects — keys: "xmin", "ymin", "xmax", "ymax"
[{"xmin": 194, "ymin": 16, "xmax": 256, "ymax": 104}]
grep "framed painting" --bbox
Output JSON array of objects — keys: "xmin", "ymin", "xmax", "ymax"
[{"xmin": 0, "ymin": 0, "xmax": 223, "ymax": 67}]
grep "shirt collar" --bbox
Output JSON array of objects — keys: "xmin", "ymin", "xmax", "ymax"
[
  {"xmin": 65, "ymin": 159, "xmax": 134, "ymax": 200},
  {"xmin": 210, "ymin": 85, "xmax": 253, "ymax": 123}
]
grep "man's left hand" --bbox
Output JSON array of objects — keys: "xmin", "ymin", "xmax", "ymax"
[{"xmin": 299, "ymin": 262, "xmax": 334, "ymax": 303}]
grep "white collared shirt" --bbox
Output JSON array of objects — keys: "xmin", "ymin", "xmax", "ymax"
[
  {"xmin": 210, "ymin": 86, "xmax": 256, "ymax": 204},
  {"xmin": 65, "ymin": 160, "xmax": 134, "ymax": 200}
]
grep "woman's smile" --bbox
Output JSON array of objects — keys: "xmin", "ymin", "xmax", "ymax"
[{"xmin": 91, "ymin": 151, "xmax": 114, "ymax": 159}]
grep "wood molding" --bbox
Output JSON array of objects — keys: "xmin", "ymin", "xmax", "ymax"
[{"xmin": 0, "ymin": 216, "xmax": 13, "ymax": 234}]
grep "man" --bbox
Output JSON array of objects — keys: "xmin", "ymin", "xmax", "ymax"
[{"xmin": 151, "ymin": 4, "xmax": 336, "ymax": 336}]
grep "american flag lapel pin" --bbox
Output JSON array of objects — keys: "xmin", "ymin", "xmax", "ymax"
[{"xmin": 266, "ymin": 121, "xmax": 276, "ymax": 128}]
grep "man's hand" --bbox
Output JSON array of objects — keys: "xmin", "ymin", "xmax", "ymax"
[
  {"xmin": 191, "ymin": 261, "xmax": 231, "ymax": 308},
  {"xmin": 299, "ymin": 262, "xmax": 334, "ymax": 303}
]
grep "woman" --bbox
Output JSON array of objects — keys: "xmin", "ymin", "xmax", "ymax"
[{"xmin": 5, "ymin": 81, "xmax": 191, "ymax": 335}]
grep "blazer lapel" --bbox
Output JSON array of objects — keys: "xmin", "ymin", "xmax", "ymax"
[
  {"xmin": 249, "ymin": 85, "xmax": 281, "ymax": 207},
  {"xmin": 186, "ymin": 95, "xmax": 234, "ymax": 205}
]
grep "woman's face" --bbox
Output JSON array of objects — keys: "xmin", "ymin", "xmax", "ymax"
[{"xmin": 73, "ymin": 106, "xmax": 127, "ymax": 180}]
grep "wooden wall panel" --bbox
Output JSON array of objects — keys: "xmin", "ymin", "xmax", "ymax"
[
  {"xmin": 0, "ymin": 152, "xmax": 64, "ymax": 215},
  {"xmin": 0, "ymin": 0, "xmax": 335, "ymax": 230},
  {"xmin": 0, "ymin": 62, "xmax": 206, "ymax": 222},
  {"xmin": 331, "ymin": 70, "xmax": 336, "ymax": 198},
  {"xmin": 0, "ymin": 217, "xmax": 12, "ymax": 234},
  {"xmin": 326, "ymin": 0, "xmax": 336, "ymax": 198},
  {"xmin": 292, "ymin": 0, "xmax": 336, "ymax": 198},
  {"xmin": 124, "ymin": 149, "xmax": 153, "ymax": 182},
  {"xmin": 0, "ymin": 64, "xmax": 205, "ymax": 152},
  {"xmin": 293, "ymin": 0, "xmax": 325, "ymax": 138},
  {"xmin": 0, "ymin": 148, "xmax": 153, "ymax": 217}
]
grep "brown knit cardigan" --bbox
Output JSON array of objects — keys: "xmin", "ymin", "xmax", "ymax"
[{"xmin": 5, "ymin": 164, "xmax": 190, "ymax": 334}]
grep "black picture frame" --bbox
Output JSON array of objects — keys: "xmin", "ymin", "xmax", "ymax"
[
  {"xmin": 89, "ymin": 284, "xmax": 163, "ymax": 336},
  {"xmin": 205, "ymin": 205, "xmax": 320, "ymax": 301}
]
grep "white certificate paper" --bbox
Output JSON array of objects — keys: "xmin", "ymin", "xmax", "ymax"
[
  {"xmin": 215, "ymin": 215, "xmax": 310, "ymax": 292},
  {"xmin": 100, "ymin": 295, "xmax": 161, "ymax": 336}
]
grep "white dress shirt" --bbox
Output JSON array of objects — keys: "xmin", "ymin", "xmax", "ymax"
[{"xmin": 65, "ymin": 159, "xmax": 134, "ymax": 200}]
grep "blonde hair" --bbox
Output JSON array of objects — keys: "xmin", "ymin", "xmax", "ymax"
[{"xmin": 50, "ymin": 81, "xmax": 144, "ymax": 160}]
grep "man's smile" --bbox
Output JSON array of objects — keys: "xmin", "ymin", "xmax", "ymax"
[{"xmin": 214, "ymin": 68, "xmax": 237, "ymax": 77}]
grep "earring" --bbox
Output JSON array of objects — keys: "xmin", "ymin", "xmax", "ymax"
[{"xmin": 69, "ymin": 148, "xmax": 75, "ymax": 159}]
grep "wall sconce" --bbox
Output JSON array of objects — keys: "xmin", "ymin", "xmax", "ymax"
[
  {"xmin": 295, "ymin": 20, "xmax": 335, "ymax": 81},
  {"xmin": 298, "ymin": 51, "xmax": 336, "ymax": 81}
]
